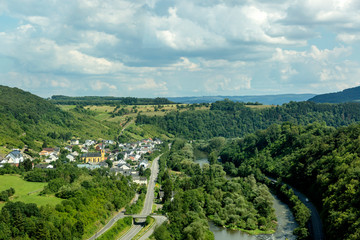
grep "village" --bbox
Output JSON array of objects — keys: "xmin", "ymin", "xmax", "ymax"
[{"xmin": 0, "ymin": 138, "xmax": 163, "ymax": 185}]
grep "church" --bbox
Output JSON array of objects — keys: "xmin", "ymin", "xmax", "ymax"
[{"xmin": 81, "ymin": 149, "xmax": 105, "ymax": 163}]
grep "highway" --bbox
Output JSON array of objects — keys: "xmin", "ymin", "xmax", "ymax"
[
  {"xmin": 118, "ymin": 154, "xmax": 160, "ymax": 240},
  {"xmin": 88, "ymin": 194, "xmax": 139, "ymax": 240}
]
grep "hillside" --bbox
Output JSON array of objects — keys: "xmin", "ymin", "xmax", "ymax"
[
  {"xmin": 0, "ymin": 85, "xmax": 120, "ymax": 154},
  {"xmin": 220, "ymin": 122, "xmax": 360, "ymax": 240},
  {"xmin": 136, "ymin": 100, "xmax": 360, "ymax": 139},
  {"xmin": 308, "ymin": 85, "xmax": 360, "ymax": 103},
  {"xmin": 168, "ymin": 94, "xmax": 315, "ymax": 105}
]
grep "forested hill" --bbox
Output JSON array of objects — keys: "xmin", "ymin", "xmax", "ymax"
[
  {"xmin": 309, "ymin": 85, "xmax": 360, "ymax": 103},
  {"xmin": 50, "ymin": 95, "xmax": 174, "ymax": 105},
  {"xmin": 220, "ymin": 122, "xmax": 360, "ymax": 240},
  {"xmin": 0, "ymin": 86, "xmax": 118, "ymax": 153},
  {"xmin": 136, "ymin": 100, "xmax": 360, "ymax": 139}
]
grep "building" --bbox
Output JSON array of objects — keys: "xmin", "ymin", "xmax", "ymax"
[
  {"xmin": 5, "ymin": 150, "xmax": 24, "ymax": 166},
  {"xmin": 81, "ymin": 150, "xmax": 105, "ymax": 163},
  {"xmin": 39, "ymin": 148, "xmax": 59, "ymax": 156},
  {"xmin": 139, "ymin": 159, "xmax": 149, "ymax": 169}
]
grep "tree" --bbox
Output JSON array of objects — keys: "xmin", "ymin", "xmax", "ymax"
[
  {"xmin": 23, "ymin": 159, "xmax": 33, "ymax": 172},
  {"xmin": 105, "ymin": 159, "xmax": 113, "ymax": 168}
]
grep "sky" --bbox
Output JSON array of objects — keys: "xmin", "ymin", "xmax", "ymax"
[{"xmin": 1, "ymin": 0, "xmax": 360, "ymax": 98}]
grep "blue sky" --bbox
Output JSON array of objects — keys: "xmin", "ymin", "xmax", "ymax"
[{"xmin": 0, "ymin": 0, "xmax": 360, "ymax": 98}]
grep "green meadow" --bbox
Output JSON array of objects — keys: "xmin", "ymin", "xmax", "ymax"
[{"xmin": 0, "ymin": 175, "xmax": 62, "ymax": 208}]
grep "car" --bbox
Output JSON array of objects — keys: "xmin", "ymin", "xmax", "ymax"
[{"xmin": 305, "ymin": 198, "xmax": 309, "ymax": 202}]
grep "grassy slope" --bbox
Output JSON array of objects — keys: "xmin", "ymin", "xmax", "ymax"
[
  {"xmin": 0, "ymin": 86, "xmax": 121, "ymax": 155},
  {"xmin": 0, "ymin": 175, "xmax": 62, "ymax": 208}
]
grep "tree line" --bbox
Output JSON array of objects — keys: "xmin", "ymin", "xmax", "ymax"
[{"xmin": 136, "ymin": 100, "xmax": 360, "ymax": 139}]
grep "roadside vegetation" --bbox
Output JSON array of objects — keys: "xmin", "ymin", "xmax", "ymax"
[{"xmin": 97, "ymin": 216, "xmax": 132, "ymax": 240}]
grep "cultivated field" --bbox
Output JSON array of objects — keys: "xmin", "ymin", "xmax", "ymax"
[{"xmin": 0, "ymin": 175, "xmax": 62, "ymax": 208}]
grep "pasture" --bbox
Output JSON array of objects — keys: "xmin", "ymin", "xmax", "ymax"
[{"xmin": 0, "ymin": 175, "xmax": 62, "ymax": 208}]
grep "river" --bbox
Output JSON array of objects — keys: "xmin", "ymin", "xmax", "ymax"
[{"xmin": 195, "ymin": 158, "xmax": 297, "ymax": 240}]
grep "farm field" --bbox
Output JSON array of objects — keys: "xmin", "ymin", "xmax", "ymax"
[
  {"xmin": 58, "ymin": 103, "xmax": 272, "ymax": 125},
  {"xmin": 0, "ymin": 175, "xmax": 62, "ymax": 208}
]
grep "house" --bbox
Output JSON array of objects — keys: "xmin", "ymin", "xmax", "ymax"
[
  {"xmin": 5, "ymin": 150, "xmax": 24, "ymax": 166},
  {"xmin": 95, "ymin": 143, "xmax": 104, "ymax": 151},
  {"xmin": 104, "ymin": 140, "xmax": 115, "ymax": 145},
  {"xmin": 70, "ymin": 139, "xmax": 79, "ymax": 145},
  {"xmin": 71, "ymin": 151, "xmax": 79, "ymax": 157},
  {"xmin": 64, "ymin": 146, "xmax": 72, "ymax": 152},
  {"xmin": 81, "ymin": 150, "xmax": 105, "ymax": 163},
  {"xmin": 139, "ymin": 159, "xmax": 149, "ymax": 169},
  {"xmin": 81, "ymin": 147, "xmax": 88, "ymax": 153},
  {"xmin": 132, "ymin": 176, "xmax": 147, "ymax": 185},
  {"xmin": 116, "ymin": 160, "xmax": 127, "ymax": 167},
  {"xmin": 35, "ymin": 164, "xmax": 54, "ymax": 169},
  {"xmin": 97, "ymin": 161, "xmax": 109, "ymax": 168},
  {"xmin": 84, "ymin": 140, "xmax": 95, "ymax": 147},
  {"xmin": 66, "ymin": 154, "xmax": 75, "ymax": 162},
  {"xmin": 39, "ymin": 148, "xmax": 60, "ymax": 156},
  {"xmin": 45, "ymin": 154, "xmax": 58, "ymax": 163}
]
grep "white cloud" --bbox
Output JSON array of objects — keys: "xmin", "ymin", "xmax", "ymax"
[
  {"xmin": 128, "ymin": 78, "xmax": 167, "ymax": 91},
  {"xmin": 90, "ymin": 80, "xmax": 117, "ymax": 91},
  {"xmin": 205, "ymin": 75, "xmax": 251, "ymax": 93},
  {"xmin": 1, "ymin": 0, "xmax": 360, "ymax": 97}
]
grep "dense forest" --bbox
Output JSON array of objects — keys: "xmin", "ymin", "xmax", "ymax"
[
  {"xmin": 0, "ymin": 86, "xmax": 120, "ymax": 152},
  {"xmin": 153, "ymin": 139, "xmax": 277, "ymax": 240},
  {"xmin": 220, "ymin": 122, "xmax": 360, "ymax": 240},
  {"xmin": 309, "ymin": 85, "xmax": 360, "ymax": 103},
  {"xmin": 136, "ymin": 100, "xmax": 360, "ymax": 139},
  {"xmin": 0, "ymin": 164, "xmax": 135, "ymax": 239},
  {"xmin": 50, "ymin": 95, "xmax": 174, "ymax": 106}
]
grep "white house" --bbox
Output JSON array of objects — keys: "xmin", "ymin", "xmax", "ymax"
[
  {"xmin": 139, "ymin": 159, "xmax": 149, "ymax": 169},
  {"xmin": 70, "ymin": 139, "xmax": 79, "ymax": 145},
  {"xmin": 66, "ymin": 154, "xmax": 75, "ymax": 162},
  {"xmin": 45, "ymin": 154, "xmax": 58, "ymax": 163},
  {"xmin": 5, "ymin": 150, "xmax": 24, "ymax": 165}
]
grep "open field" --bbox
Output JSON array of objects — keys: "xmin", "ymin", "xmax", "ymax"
[
  {"xmin": 245, "ymin": 104, "xmax": 274, "ymax": 109},
  {"xmin": 58, "ymin": 103, "xmax": 272, "ymax": 126},
  {"xmin": 0, "ymin": 175, "xmax": 62, "ymax": 208}
]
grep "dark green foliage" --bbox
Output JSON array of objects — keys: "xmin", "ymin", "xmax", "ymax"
[
  {"xmin": 0, "ymin": 187, "xmax": 15, "ymax": 201},
  {"xmin": 136, "ymin": 100, "xmax": 360, "ymax": 139},
  {"xmin": 220, "ymin": 122, "xmax": 360, "ymax": 240},
  {"xmin": 0, "ymin": 165, "xmax": 135, "ymax": 239},
  {"xmin": 156, "ymin": 141, "xmax": 276, "ymax": 240}
]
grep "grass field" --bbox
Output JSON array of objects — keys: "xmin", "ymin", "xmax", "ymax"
[
  {"xmin": 0, "ymin": 175, "xmax": 62, "ymax": 208},
  {"xmin": 58, "ymin": 103, "xmax": 271, "ymax": 128}
]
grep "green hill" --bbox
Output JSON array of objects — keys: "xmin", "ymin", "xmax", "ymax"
[
  {"xmin": 0, "ymin": 85, "xmax": 119, "ymax": 154},
  {"xmin": 308, "ymin": 85, "xmax": 360, "ymax": 103}
]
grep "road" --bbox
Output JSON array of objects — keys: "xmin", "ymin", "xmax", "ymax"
[
  {"xmin": 290, "ymin": 187, "xmax": 325, "ymax": 240},
  {"xmin": 88, "ymin": 194, "xmax": 139, "ymax": 240},
  {"xmin": 118, "ymin": 154, "xmax": 160, "ymax": 240},
  {"xmin": 138, "ymin": 216, "xmax": 168, "ymax": 240},
  {"xmin": 268, "ymin": 177, "xmax": 324, "ymax": 240}
]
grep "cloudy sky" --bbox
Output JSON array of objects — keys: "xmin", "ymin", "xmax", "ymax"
[{"xmin": 1, "ymin": 0, "xmax": 360, "ymax": 98}]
